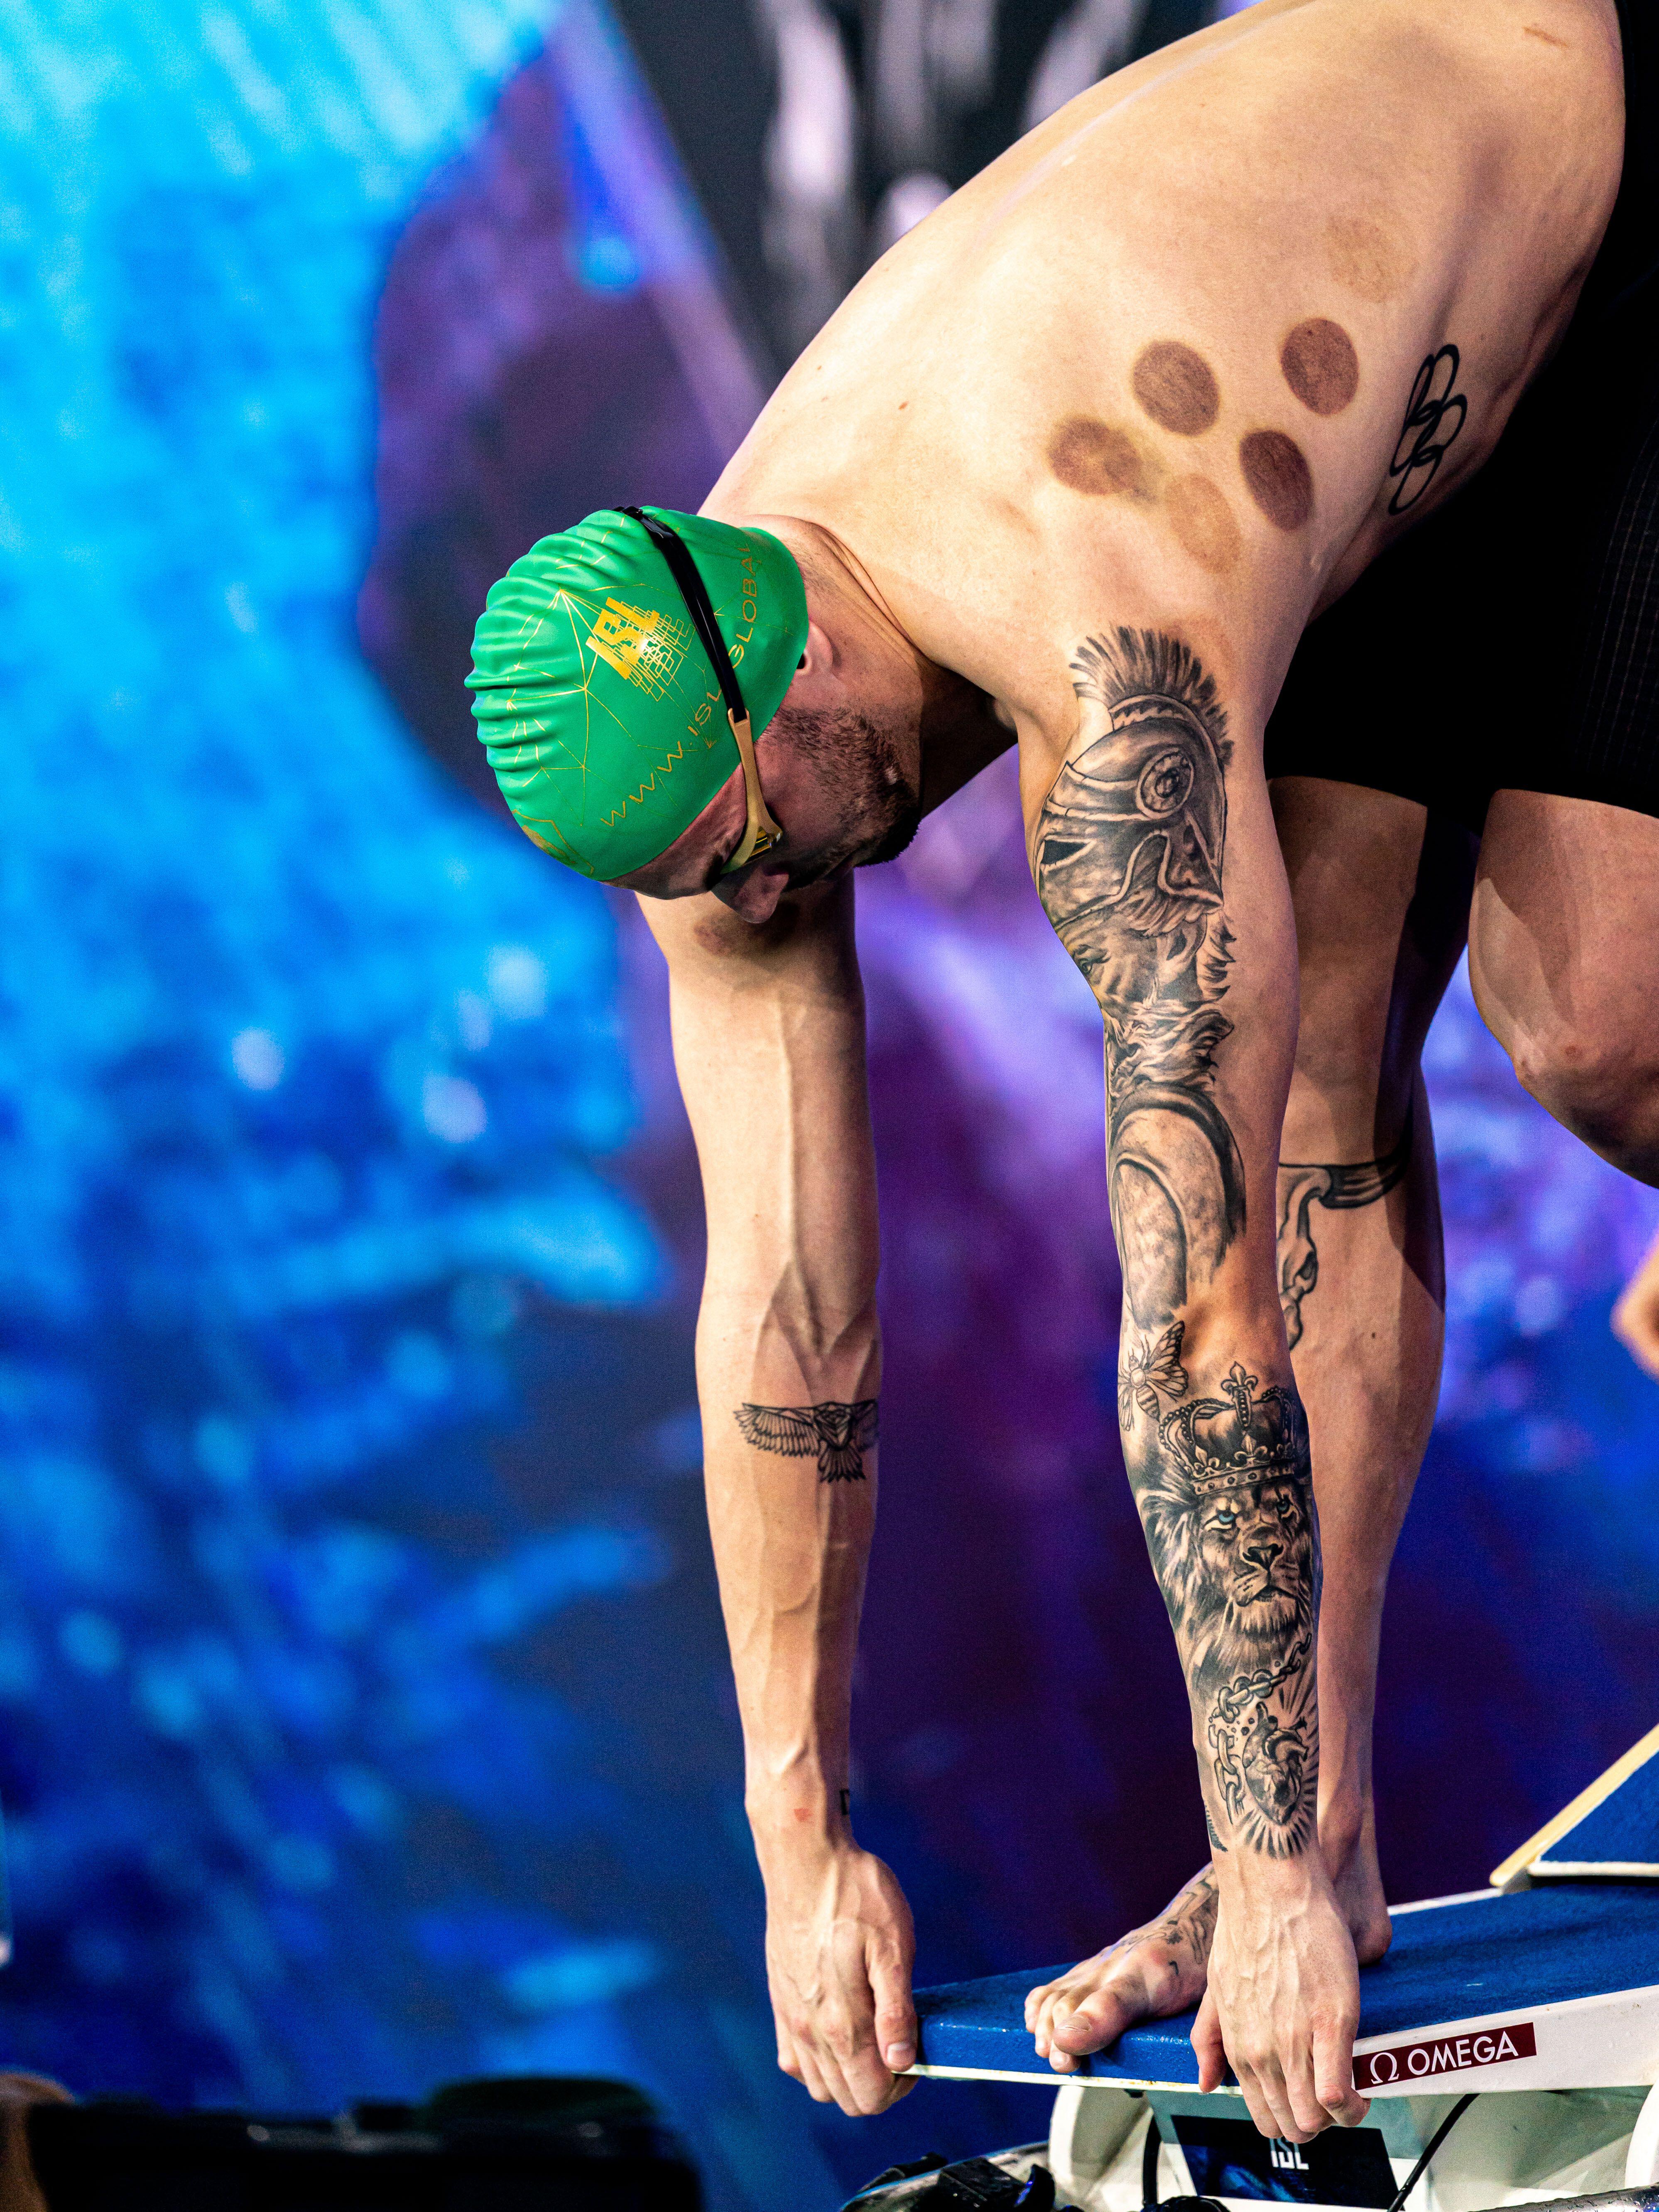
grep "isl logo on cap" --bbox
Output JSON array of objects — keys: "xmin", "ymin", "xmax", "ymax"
[{"xmin": 586, "ymin": 597, "xmax": 691, "ymax": 701}]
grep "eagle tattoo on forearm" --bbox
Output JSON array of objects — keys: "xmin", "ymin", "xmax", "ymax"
[{"xmin": 734, "ymin": 1399, "xmax": 880, "ymax": 1481}]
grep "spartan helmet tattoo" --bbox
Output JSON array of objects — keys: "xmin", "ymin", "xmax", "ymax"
[
  {"xmin": 1037, "ymin": 630, "xmax": 1245, "ymax": 1327},
  {"xmin": 1038, "ymin": 685, "xmax": 1228, "ymax": 953}
]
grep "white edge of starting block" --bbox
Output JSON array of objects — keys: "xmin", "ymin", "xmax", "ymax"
[
  {"xmin": 904, "ymin": 2063, "xmax": 1240, "ymax": 2095},
  {"xmin": 1390, "ymin": 1888, "xmax": 1503, "ymax": 1914},
  {"xmin": 1534, "ymin": 1861, "xmax": 1659, "ymax": 1879},
  {"xmin": 910, "ymin": 1978, "xmax": 1659, "ymax": 2097}
]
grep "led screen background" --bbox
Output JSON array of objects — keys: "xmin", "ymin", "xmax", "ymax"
[{"xmin": 0, "ymin": 7, "xmax": 1656, "ymax": 2210}]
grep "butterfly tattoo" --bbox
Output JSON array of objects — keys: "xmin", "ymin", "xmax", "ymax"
[
  {"xmin": 1117, "ymin": 1321, "xmax": 1189, "ymax": 1430},
  {"xmin": 734, "ymin": 1399, "xmax": 880, "ymax": 1481}
]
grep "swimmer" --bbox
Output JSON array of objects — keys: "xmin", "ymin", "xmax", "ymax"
[{"xmin": 466, "ymin": 0, "xmax": 1630, "ymax": 2144}]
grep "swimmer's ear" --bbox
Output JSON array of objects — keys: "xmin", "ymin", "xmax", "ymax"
[{"xmin": 793, "ymin": 618, "xmax": 836, "ymax": 683}]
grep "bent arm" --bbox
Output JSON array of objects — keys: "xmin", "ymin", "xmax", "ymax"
[{"xmin": 641, "ymin": 879, "xmax": 914, "ymax": 2111}]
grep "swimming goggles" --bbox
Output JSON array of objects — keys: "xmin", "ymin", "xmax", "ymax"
[{"xmin": 619, "ymin": 507, "xmax": 784, "ymax": 876}]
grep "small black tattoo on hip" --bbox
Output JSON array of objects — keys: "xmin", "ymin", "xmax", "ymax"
[{"xmin": 1387, "ymin": 345, "xmax": 1467, "ymax": 514}]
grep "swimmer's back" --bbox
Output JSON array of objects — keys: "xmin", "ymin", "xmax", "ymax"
[{"xmin": 711, "ymin": 0, "xmax": 1621, "ymax": 723}]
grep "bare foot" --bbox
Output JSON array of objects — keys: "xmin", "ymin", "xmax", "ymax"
[
  {"xmin": 1024, "ymin": 1868, "xmax": 1217, "ymax": 2072},
  {"xmin": 1027, "ymin": 1819, "xmax": 1393, "ymax": 2076},
  {"xmin": 1322, "ymin": 1800, "xmax": 1393, "ymax": 1969}
]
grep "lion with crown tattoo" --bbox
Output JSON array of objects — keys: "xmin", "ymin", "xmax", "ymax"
[
  {"xmin": 1142, "ymin": 1464, "xmax": 1313, "ymax": 1687},
  {"xmin": 1138, "ymin": 1365, "xmax": 1313, "ymax": 1685},
  {"xmin": 1134, "ymin": 1363, "xmax": 1318, "ymax": 1850}
]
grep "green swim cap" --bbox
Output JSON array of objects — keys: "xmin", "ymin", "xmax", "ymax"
[{"xmin": 467, "ymin": 506, "xmax": 809, "ymax": 880}]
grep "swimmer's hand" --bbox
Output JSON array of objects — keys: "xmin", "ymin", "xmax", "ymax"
[
  {"xmin": 1193, "ymin": 1854, "xmax": 1367, "ymax": 2141},
  {"xmin": 756, "ymin": 1832, "xmax": 917, "ymax": 2116}
]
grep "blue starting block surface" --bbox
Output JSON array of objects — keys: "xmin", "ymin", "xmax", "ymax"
[
  {"xmin": 912, "ymin": 1882, "xmax": 1659, "ymax": 2095},
  {"xmin": 1536, "ymin": 1728, "xmax": 1659, "ymax": 1881},
  {"xmin": 1494, "ymin": 1724, "xmax": 1659, "ymax": 1885}
]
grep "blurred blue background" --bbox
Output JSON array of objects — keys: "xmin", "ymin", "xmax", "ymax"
[{"xmin": 0, "ymin": 4, "xmax": 1655, "ymax": 2209}]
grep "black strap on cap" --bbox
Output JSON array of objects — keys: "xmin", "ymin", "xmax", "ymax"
[{"xmin": 617, "ymin": 507, "xmax": 748, "ymax": 726}]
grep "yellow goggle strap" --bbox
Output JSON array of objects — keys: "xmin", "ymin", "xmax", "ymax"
[{"xmin": 721, "ymin": 708, "xmax": 784, "ymax": 875}]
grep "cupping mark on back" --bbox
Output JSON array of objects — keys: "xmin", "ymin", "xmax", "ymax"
[
  {"xmin": 1239, "ymin": 429, "xmax": 1313, "ymax": 530},
  {"xmin": 1048, "ymin": 417, "xmax": 1155, "ymax": 498},
  {"xmin": 1132, "ymin": 341, "xmax": 1220, "ymax": 435},
  {"xmin": 1280, "ymin": 318, "xmax": 1359, "ymax": 415}
]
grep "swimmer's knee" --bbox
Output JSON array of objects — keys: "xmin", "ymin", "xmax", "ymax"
[
  {"xmin": 1284, "ymin": 1047, "xmax": 1419, "ymax": 1161},
  {"xmin": 1510, "ymin": 1022, "xmax": 1659, "ymax": 1186}
]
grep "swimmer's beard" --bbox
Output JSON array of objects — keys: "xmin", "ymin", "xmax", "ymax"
[
  {"xmin": 860, "ymin": 799, "xmax": 923, "ymax": 868},
  {"xmin": 767, "ymin": 695, "xmax": 922, "ymax": 880}
]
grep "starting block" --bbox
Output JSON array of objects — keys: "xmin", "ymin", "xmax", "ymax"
[{"xmin": 863, "ymin": 1731, "xmax": 1659, "ymax": 2212}]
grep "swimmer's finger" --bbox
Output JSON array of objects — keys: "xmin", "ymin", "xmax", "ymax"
[
  {"xmin": 1192, "ymin": 1989, "xmax": 1227, "ymax": 2092},
  {"xmin": 1283, "ymin": 2036, "xmax": 1331, "ymax": 2142},
  {"xmin": 1613, "ymin": 1278, "xmax": 1659, "ymax": 1377},
  {"xmin": 788, "ymin": 2040, "xmax": 833, "ymax": 2104},
  {"xmin": 1233, "ymin": 2053, "xmax": 1284, "ymax": 2142},
  {"xmin": 1314, "ymin": 2012, "xmax": 1368, "ymax": 2129},
  {"xmin": 814, "ymin": 2015, "xmax": 897, "ymax": 2117},
  {"xmin": 870, "ymin": 1950, "xmax": 917, "ymax": 2077}
]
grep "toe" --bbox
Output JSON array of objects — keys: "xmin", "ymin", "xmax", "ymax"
[
  {"xmin": 1030, "ymin": 1988, "xmax": 1065, "ymax": 2058},
  {"xmin": 1048, "ymin": 2002, "xmax": 1088, "ymax": 2066},
  {"xmin": 1052, "ymin": 1994, "xmax": 1126, "ymax": 2055}
]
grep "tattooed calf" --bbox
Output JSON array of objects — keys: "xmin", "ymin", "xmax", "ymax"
[
  {"xmin": 1277, "ymin": 1111, "xmax": 1414, "ymax": 1348},
  {"xmin": 1036, "ymin": 630, "xmax": 1246, "ymax": 1330}
]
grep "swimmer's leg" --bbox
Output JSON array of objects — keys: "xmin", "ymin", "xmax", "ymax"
[
  {"xmin": 1276, "ymin": 781, "xmax": 1474, "ymax": 1956},
  {"xmin": 1470, "ymin": 790, "xmax": 1659, "ymax": 1184},
  {"xmin": 1030, "ymin": 780, "xmax": 1474, "ymax": 2069}
]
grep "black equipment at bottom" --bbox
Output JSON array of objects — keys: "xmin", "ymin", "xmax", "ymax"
[
  {"xmin": 844, "ymin": 2147, "xmax": 1055, "ymax": 2209},
  {"xmin": 24, "ymin": 2075, "xmax": 701, "ymax": 2211}
]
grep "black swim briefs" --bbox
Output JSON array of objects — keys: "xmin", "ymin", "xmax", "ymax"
[{"xmin": 1265, "ymin": 0, "xmax": 1659, "ymax": 832}]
